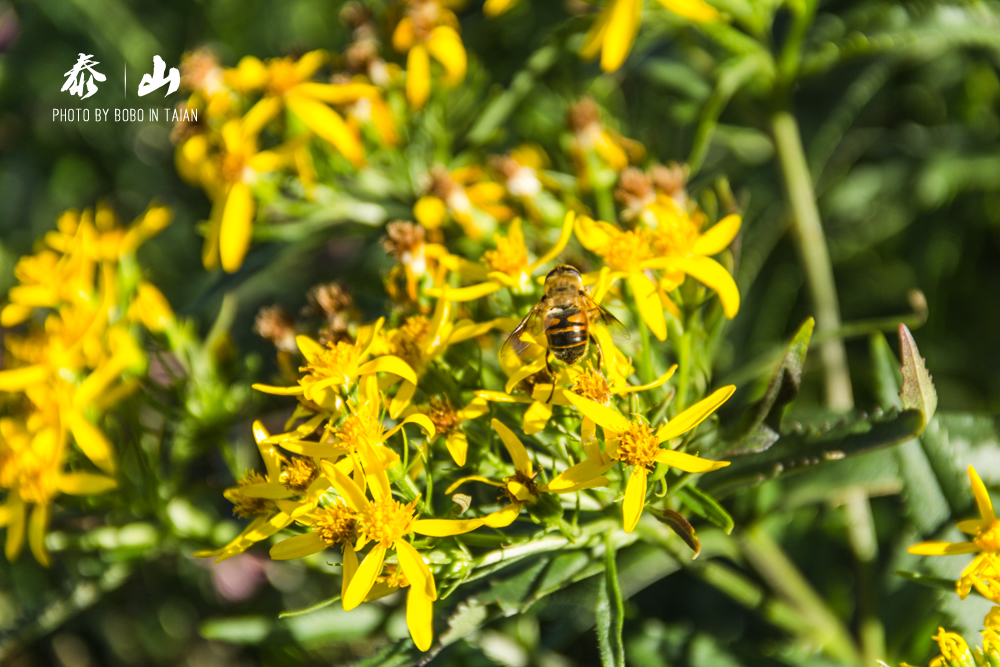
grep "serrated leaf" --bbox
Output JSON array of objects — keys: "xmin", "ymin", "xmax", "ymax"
[
  {"xmin": 898, "ymin": 324, "xmax": 937, "ymax": 426},
  {"xmin": 705, "ymin": 409, "xmax": 925, "ymax": 497},
  {"xmin": 677, "ymin": 486, "xmax": 735, "ymax": 534},
  {"xmin": 729, "ymin": 318, "xmax": 814, "ymax": 454},
  {"xmin": 655, "ymin": 508, "xmax": 701, "ymax": 558}
]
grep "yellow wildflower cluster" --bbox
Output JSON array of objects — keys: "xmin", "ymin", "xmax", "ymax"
[
  {"xmin": 905, "ymin": 467, "xmax": 1000, "ymax": 666},
  {"xmin": 0, "ymin": 203, "xmax": 174, "ymax": 565}
]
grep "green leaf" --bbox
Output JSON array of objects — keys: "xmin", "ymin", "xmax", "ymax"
[
  {"xmin": 199, "ymin": 616, "xmax": 271, "ymax": 645},
  {"xmin": 728, "ymin": 318, "xmax": 814, "ymax": 454},
  {"xmin": 595, "ymin": 538, "xmax": 626, "ymax": 667},
  {"xmin": 898, "ymin": 324, "xmax": 937, "ymax": 426},
  {"xmin": 654, "ymin": 508, "xmax": 701, "ymax": 557},
  {"xmin": 705, "ymin": 408, "xmax": 925, "ymax": 497},
  {"xmin": 676, "ymin": 486, "xmax": 735, "ymax": 535}
]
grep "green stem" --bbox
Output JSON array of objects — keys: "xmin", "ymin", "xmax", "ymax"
[
  {"xmin": 637, "ymin": 309, "xmax": 654, "ymax": 386},
  {"xmin": 676, "ymin": 329, "xmax": 692, "ymax": 411},
  {"xmin": 843, "ymin": 490, "xmax": 885, "ymax": 665},
  {"xmin": 771, "ymin": 109, "xmax": 853, "ymax": 411}
]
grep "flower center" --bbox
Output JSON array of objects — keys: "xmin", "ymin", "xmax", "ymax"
[
  {"xmin": 303, "ymin": 341, "xmax": 361, "ymax": 382},
  {"xmin": 601, "ymin": 229, "xmax": 651, "ymax": 271},
  {"xmin": 314, "ymin": 504, "xmax": 358, "ymax": 546},
  {"xmin": 0, "ymin": 447, "xmax": 58, "ymax": 505},
  {"xmin": 650, "ymin": 205, "xmax": 700, "ymax": 256},
  {"xmin": 976, "ymin": 520, "xmax": 1000, "ymax": 552},
  {"xmin": 614, "ymin": 421, "xmax": 660, "ymax": 471},
  {"xmin": 503, "ymin": 469, "xmax": 539, "ymax": 503},
  {"xmin": 331, "ymin": 400, "xmax": 383, "ymax": 451},
  {"xmin": 932, "ymin": 627, "xmax": 971, "ymax": 663},
  {"xmin": 280, "ymin": 457, "xmax": 319, "ymax": 493},
  {"xmin": 358, "ymin": 497, "xmax": 417, "ymax": 548},
  {"xmin": 229, "ymin": 471, "xmax": 275, "ymax": 518},
  {"xmin": 572, "ymin": 369, "xmax": 611, "ymax": 405},
  {"xmin": 483, "ymin": 235, "xmax": 528, "ymax": 276},
  {"xmin": 390, "ymin": 316, "xmax": 431, "ymax": 367},
  {"xmin": 425, "ymin": 397, "xmax": 459, "ymax": 435},
  {"xmin": 267, "ymin": 59, "xmax": 300, "ymax": 96}
]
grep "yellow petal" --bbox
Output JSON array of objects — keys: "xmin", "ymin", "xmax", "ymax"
[
  {"xmin": 28, "ymin": 503, "xmax": 50, "ymax": 567},
  {"xmin": 445, "ymin": 475, "xmax": 505, "ymax": 493},
  {"xmin": 614, "ymin": 365, "xmax": 677, "ymax": 395},
  {"xmin": 445, "ymin": 431, "xmax": 468, "ymax": 467},
  {"xmin": 574, "ymin": 216, "xmax": 614, "ymax": 253},
  {"xmin": 0, "ymin": 303, "xmax": 33, "ymax": 327},
  {"xmin": 250, "ymin": 383, "xmax": 305, "ymax": 396},
  {"xmin": 484, "ymin": 502, "xmax": 522, "ymax": 527},
  {"xmin": 4, "ymin": 496, "xmax": 25, "ymax": 561},
  {"xmin": 68, "ymin": 415, "xmax": 116, "ymax": 475},
  {"xmin": 483, "ymin": 0, "xmax": 519, "ymax": 16},
  {"xmin": 564, "ymin": 392, "xmax": 631, "ymax": 433},
  {"xmin": 656, "ymin": 0, "xmax": 719, "ymax": 22},
  {"xmin": 426, "ymin": 26, "xmax": 467, "ymax": 87},
  {"xmin": 656, "ymin": 385, "xmax": 735, "ymax": 442},
  {"xmin": 286, "ymin": 94, "xmax": 365, "ymax": 166},
  {"xmin": 406, "ymin": 44, "xmax": 431, "ymax": 109},
  {"xmin": 320, "ymin": 460, "xmax": 371, "ymax": 512},
  {"xmin": 580, "ymin": 1, "xmax": 613, "ymax": 61},
  {"xmin": 56, "ymin": 473, "xmax": 117, "ymax": 495},
  {"xmin": 601, "ymin": 0, "xmax": 642, "ymax": 72},
  {"xmin": 476, "ymin": 390, "xmax": 533, "ymax": 405},
  {"xmin": 629, "ymin": 271, "xmax": 667, "ymax": 341},
  {"xmin": 406, "ymin": 587, "xmax": 435, "ymax": 652},
  {"xmin": 449, "ymin": 319, "xmax": 501, "ymax": 344},
  {"xmin": 692, "ymin": 214, "xmax": 741, "ymax": 256},
  {"xmin": 491, "ymin": 419, "xmax": 532, "ymax": 476},
  {"xmin": 908, "ymin": 541, "xmax": 980, "ymax": 556},
  {"xmin": 456, "ymin": 397, "xmax": 491, "ymax": 421},
  {"xmin": 654, "ymin": 449, "xmax": 729, "ymax": 473},
  {"xmin": 414, "ymin": 195, "xmax": 447, "ymax": 229},
  {"xmin": 219, "ymin": 181, "xmax": 254, "ymax": 274},
  {"xmin": 522, "ymin": 401, "xmax": 553, "ymax": 435},
  {"xmin": 238, "ymin": 482, "xmax": 295, "ymax": 499},
  {"xmin": 392, "ymin": 17, "xmax": 416, "ymax": 52},
  {"xmin": 958, "ymin": 519, "xmax": 988, "ymax": 535},
  {"xmin": 623, "ymin": 468, "xmax": 647, "ymax": 533},
  {"xmin": 428, "ymin": 280, "xmax": 502, "ymax": 302},
  {"xmin": 544, "ymin": 458, "xmax": 617, "ymax": 493},
  {"xmin": 528, "ymin": 211, "xmax": 575, "ymax": 273},
  {"xmin": 504, "ymin": 358, "xmax": 547, "ymax": 395},
  {"xmin": 385, "ymin": 414, "xmax": 436, "ymax": 444},
  {"xmin": 343, "ymin": 544, "xmax": 386, "ymax": 610},
  {"xmin": 241, "ymin": 96, "xmax": 282, "ymax": 140},
  {"xmin": 342, "ymin": 543, "xmax": 359, "ymax": 600},
  {"xmin": 412, "ymin": 515, "xmax": 484, "ymax": 537},
  {"xmin": 390, "ymin": 380, "xmax": 418, "ymax": 420},
  {"xmin": 270, "ymin": 532, "xmax": 327, "ymax": 560},
  {"xmin": 293, "ymin": 82, "xmax": 380, "ymax": 104},
  {"xmin": 358, "ymin": 355, "xmax": 418, "ymax": 386},
  {"xmin": 396, "ymin": 538, "xmax": 436, "ymax": 599},
  {"xmin": 970, "ymin": 466, "xmax": 996, "ymax": 523},
  {"xmin": 671, "ymin": 256, "xmax": 740, "ymax": 319},
  {"xmin": 0, "ymin": 365, "xmax": 48, "ymax": 392}
]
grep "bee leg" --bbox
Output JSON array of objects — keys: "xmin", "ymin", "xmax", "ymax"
[
  {"xmin": 591, "ymin": 334, "xmax": 604, "ymax": 371},
  {"xmin": 545, "ymin": 355, "xmax": 557, "ymax": 403}
]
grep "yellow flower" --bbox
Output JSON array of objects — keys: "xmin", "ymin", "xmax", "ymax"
[
  {"xmin": 483, "ymin": 0, "xmax": 520, "ymax": 17},
  {"xmin": 321, "ymin": 459, "xmax": 483, "ymax": 651},
  {"xmin": 929, "ymin": 627, "xmax": 973, "ymax": 667},
  {"xmin": 194, "ymin": 421, "xmax": 328, "ymax": 562},
  {"xmin": 272, "ymin": 375, "xmax": 435, "ymax": 477},
  {"xmin": 0, "ymin": 417, "xmax": 117, "ymax": 565},
  {"xmin": 448, "ymin": 418, "xmax": 616, "ymax": 528},
  {"xmin": 252, "ymin": 318, "xmax": 417, "ymax": 412},
  {"xmin": 416, "ymin": 396, "xmax": 491, "ymax": 466},
  {"xmin": 128, "ymin": 282, "xmax": 176, "ymax": 333},
  {"xmin": 414, "ymin": 165, "xmax": 514, "ymax": 238},
  {"xmin": 429, "ymin": 213, "xmax": 575, "ymax": 302},
  {"xmin": 565, "ymin": 386, "xmax": 733, "ymax": 532},
  {"xmin": 392, "ymin": 0, "xmax": 467, "ymax": 108},
  {"xmin": 581, "ymin": 0, "xmax": 720, "ymax": 73},
  {"xmin": 910, "ymin": 466, "xmax": 1000, "ymax": 603}
]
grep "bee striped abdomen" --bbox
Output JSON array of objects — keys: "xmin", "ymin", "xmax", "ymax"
[{"xmin": 544, "ymin": 310, "xmax": 589, "ymax": 364}]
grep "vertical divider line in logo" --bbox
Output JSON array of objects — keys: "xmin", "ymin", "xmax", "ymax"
[{"xmin": 124, "ymin": 63, "xmax": 126, "ymax": 98}]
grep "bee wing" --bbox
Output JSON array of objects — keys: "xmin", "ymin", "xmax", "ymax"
[
  {"xmin": 583, "ymin": 293, "xmax": 631, "ymax": 342},
  {"xmin": 500, "ymin": 305, "xmax": 544, "ymax": 361}
]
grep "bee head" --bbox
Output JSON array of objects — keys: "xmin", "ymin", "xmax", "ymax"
[{"xmin": 545, "ymin": 264, "xmax": 582, "ymax": 281}]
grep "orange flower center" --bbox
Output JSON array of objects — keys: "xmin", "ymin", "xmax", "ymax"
[
  {"xmin": 614, "ymin": 421, "xmax": 660, "ymax": 471},
  {"xmin": 314, "ymin": 504, "xmax": 358, "ymax": 546},
  {"xmin": 331, "ymin": 401, "xmax": 383, "ymax": 451},
  {"xmin": 303, "ymin": 341, "xmax": 361, "ymax": 382},
  {"xmin": 650, "ymin": 208, "xmax": 701, "ymax": 256},
  {"xmin": 390, "ymin": 316, "xmax": 431, "ymax": 367},
  {"xmin": 230, "ymin": 471, "xmax": 275, "ymax": 518},
  {"xmin": 572, "ymin": 369, "xmax": 612, "ymax": 405},
  {"xmin": 483, "ymin": 235, "xmax": 528, "ymax": 276},
  {"xmin": 602, "ymin": 229, "xmax": 651, "ymax": 271},
  {"xmin": 358, "ymin": 497, "xmax": 417, "ymax": 548},
  {"xmin": 267, "ymin": 59, "xmax": 300, "ymax": 96},
  {"xmin": 502, "ymin": 469, "xmax": 539, "ymax": 503},
  {"xmin": 425, "ymin": 397, "xmax": 459, "ymax": 435},
  {"xmin": 280, "ymin": 457, "xmax": 319, "ymax": 493},
  {"xmin": 976, "ymin": 520, "xmax": 1000, "ymax": 552}
]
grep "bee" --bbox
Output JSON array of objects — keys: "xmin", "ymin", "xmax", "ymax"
[{"xmin": 501, "ymin": 265, "xmax": 629, "ymax": 395}]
